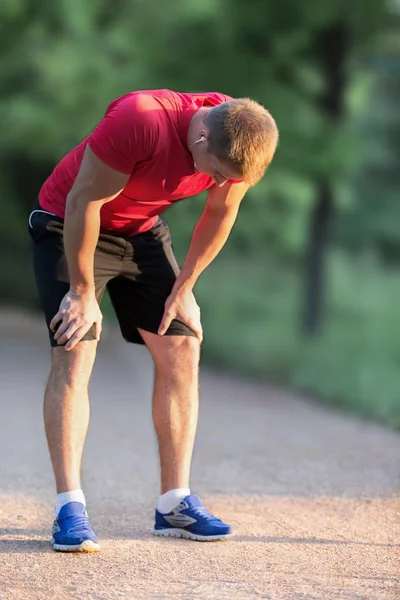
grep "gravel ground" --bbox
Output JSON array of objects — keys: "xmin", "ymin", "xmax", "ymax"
[{"xmin": 0, "ymin": 310, "xmax": 399, "ymax": 600}]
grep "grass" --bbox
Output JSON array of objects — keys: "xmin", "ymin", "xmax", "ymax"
[
  {"xmin": 100, "ymin": 247, "xmax": 400, "ymax": 429},
  {"xmin": 194, "ymin": 250, "xmax": 400, "ymax": 430}
]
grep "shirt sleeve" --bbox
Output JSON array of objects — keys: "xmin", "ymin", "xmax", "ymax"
[{"xmin": 87, "ymin": 94, "xmax": 160, "ymax": 174}]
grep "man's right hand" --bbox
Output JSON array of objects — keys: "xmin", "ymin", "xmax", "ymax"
[{"xmin": 50, "ymin": 290, "xmax": 103, "ymax": 351}]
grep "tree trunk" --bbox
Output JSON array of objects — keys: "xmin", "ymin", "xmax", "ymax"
[
  {"xmin": 302, "ymin": 22, "xmax": 349, "ymax": 336},
  {"xmin": 303, "ymin": 180, "xmax": 333, "ymax": 334}
]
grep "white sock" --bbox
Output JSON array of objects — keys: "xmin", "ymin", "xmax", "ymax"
[
  {"xmin": 157, "ymin": 488, "xmax": 190, "ymax": 514},
  {"xmin": 56, "ymin": 489, "xmax": 86, "ymax": 516}
]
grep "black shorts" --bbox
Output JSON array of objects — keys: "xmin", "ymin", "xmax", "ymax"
[{"xmin": 28, "ymin": 206, "xmax": 195, "ymax": 346}]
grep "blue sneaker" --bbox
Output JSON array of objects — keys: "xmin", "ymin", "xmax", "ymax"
[
  {"xmin": 154, "ymin": 495, "xmax": 232, "ymax": 541},
  {"xmin": 51, "ymin": 502, "xmax": 100, "ymax": 552}
]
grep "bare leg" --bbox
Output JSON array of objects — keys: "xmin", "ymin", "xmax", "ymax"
[
  {"xmin": 44, "ymin": 341, "xmax": 97, "ymax": 493},
  {"xmin": 139, "ymin": 331, "xmax": 200, "ymax": 493}
]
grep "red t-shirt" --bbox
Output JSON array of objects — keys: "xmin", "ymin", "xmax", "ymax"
[{"xmin": 39, "ymin": 89, "xmax": 233, "ymax": 235}]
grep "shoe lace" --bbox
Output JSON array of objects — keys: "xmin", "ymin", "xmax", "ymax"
[
  {"xmin": 61, "ymin": 514, "xmax": 91, "ymax": 533},
  {"xmin": 190, "ymin": 507, "xmax": 220, "ymax": 523}
]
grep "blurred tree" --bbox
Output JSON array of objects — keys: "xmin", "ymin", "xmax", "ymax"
[
  {"xmin": 339, "ymin": 44, "xmax": 400, "ymax": 264},
  {"xmin": 302, "ymin": 21, "xmax": 349, "ymax": 335},
  {"xmin": 133, "ymin": 0, "xmax": 391, "ymax": 334},
  {"xmin": 0, "ymin": 0, "xmax": 396, "ymax": 324}
]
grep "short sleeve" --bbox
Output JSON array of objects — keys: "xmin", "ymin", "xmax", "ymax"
[{"xmin": 88, "ymin": 94, "xmax": 160, "ymax": 174}]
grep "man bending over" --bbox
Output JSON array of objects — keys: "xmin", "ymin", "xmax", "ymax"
[{"xmin": 29, "ymin": 89, "xmax": 278, "ymax": 551}]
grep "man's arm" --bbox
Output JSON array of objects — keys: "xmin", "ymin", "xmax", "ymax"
[
  {"xmin": 51, "ymin": 145, "xmax": 130, "ymax": 350},
  {"xmin": 175, "ymin": 181, "xmax": 249, "ymax": 291},
  {"xmin": 51, "ymin": 94, "xmax": 159, "ymax": 350},
  {"xmin": 63, "ymin": 145, "xmax": 129, "ymax": 294},
  {"xmin": 158, "ymin": 181, "xmax": 249, "ymax": 339}
]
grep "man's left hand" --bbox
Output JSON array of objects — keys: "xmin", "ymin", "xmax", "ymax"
[{"xmin": 158, "ymin": 288, "xmax": 203, "ymax": 343}]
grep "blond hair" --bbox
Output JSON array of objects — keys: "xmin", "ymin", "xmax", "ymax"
[{"xmin": 205, "ymin": 98, "xmax": 279, "ymax": 186}]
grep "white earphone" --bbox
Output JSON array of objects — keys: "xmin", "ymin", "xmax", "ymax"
[{"xmin": 189, "ymin": 135, "xmax": 206, "ymax": 150}]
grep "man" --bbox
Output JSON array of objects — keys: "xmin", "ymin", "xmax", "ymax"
[{"xmin": 29, "ymin": 88, "xmax": 278, "ymax": 552}]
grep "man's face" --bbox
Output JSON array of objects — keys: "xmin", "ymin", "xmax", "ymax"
[{"xmin": 193, "ymin": 146, "xmax": 242, "ymax": 187}]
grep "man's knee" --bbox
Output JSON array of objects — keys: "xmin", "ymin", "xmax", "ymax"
[
  {"xmin": 50, "ymin": 341, "xmax": 97, "ymax": 388},
  {"xmin": 153, "ymin": 335, "xmax": 200, "ymax": 375}
]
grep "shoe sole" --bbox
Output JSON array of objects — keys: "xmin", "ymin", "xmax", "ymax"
[
  {"xmin": 153, "ymin": 528, "xmax": 231, "ymax": 542},
  {"xmin": 52, "ymin": 540, "xmax": 101, "ymax": 553}
]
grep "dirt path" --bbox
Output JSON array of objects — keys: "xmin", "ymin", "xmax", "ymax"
[{"xmin": 0, "ymin": 311, "xmax": 399, "ymax": 600}]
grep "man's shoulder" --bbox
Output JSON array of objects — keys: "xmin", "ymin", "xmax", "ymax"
[
  {"xmin": 185, "ymin": 91, "xmax": 234, "ymax": 104},
  {"xmin": 106, "ymin": 89, "xmax": 233, "ymax": 115},
  {"xmin": 126, "ymin": 89, "xmax": 234, "ymax": 111},
  {"xmin": 131, "ymin": 88, "xmax": 233, "ymax": 102}
]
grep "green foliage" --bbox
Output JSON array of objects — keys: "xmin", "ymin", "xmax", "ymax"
[
  {"xmin": 0, "ymin": 0, "xmax": 393, "ymax": 250},
  {"xmin": 339, "ymin": 53, "xmax": 400, "ymax": 262},
  {"xmin": 196, "ymin": 251, "xmax": 400, "ymax": 429},
  {"xmin": 1, "ymin": 0, "xmax": 400, "ymax": 427},
  {"xmin": 0, "ymin": 174, "xmax": 37, "ymax": 307}
]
